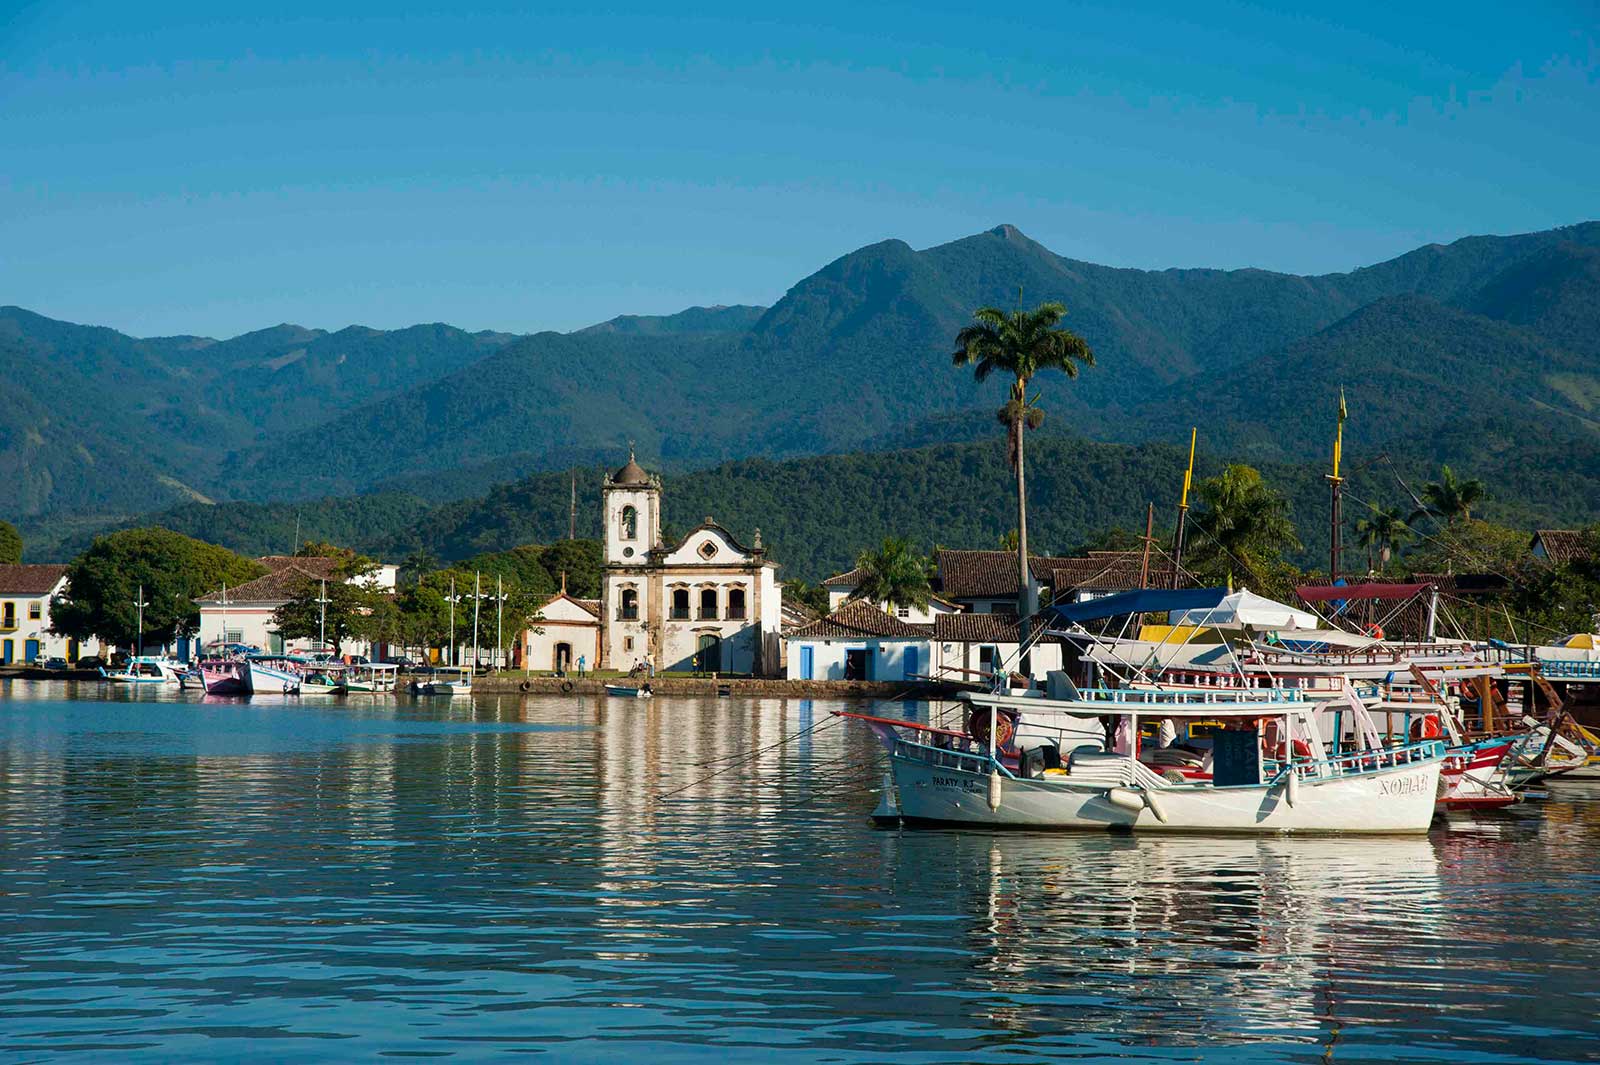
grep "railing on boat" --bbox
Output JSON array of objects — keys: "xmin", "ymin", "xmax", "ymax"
[
  {"xmin": 1072, "ymin": 686, "xmax": 1307, "ymax": 706},
  {"xmin": 1268, "ymin": 739, "xmax": 1445, "ymax": 782},
  {"xmin": 1538, "ymin": 659, "xmax": 1600, "ymax": 679}
]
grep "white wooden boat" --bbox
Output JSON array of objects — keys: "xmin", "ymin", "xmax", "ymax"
[
  {"xmin": 415, "ymin": 666, "xmax": 472, "ymax": 696},
  {"xmin": 243, "ymin": 655, "xmax": 308, "ymax": 695},
  {"xmin": 99, "ymin": 656, "xmax": 184, "ymax": 685},
  {"xmin": 604, "ymin": 683, "xmax": 652, "ymax": 698},
  {"xmin": 344, "ymin": 663, "xmax": 399, "ymax": 693},
  {"xmin": 298, "ymin": 664, "xmax": 346, "ymax": 695},
  {"xmin": 846, "ymin": 684, "xmax": 1444, "ymax": 834}
]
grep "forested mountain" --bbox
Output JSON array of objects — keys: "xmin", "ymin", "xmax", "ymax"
[
  {"xmin": 5, "ymin": 219, "xmax": 1599, "ymax": 527},
  {"xmin": 32, "ymin": 428, "xmax": 1599, "ymax": 581}
]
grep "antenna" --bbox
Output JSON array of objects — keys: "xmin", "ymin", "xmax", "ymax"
[{"xmin": 569, "ymin": 472, "xmax": 577, "ymax": 540}]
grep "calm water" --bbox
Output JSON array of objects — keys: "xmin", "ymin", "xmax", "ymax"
[{"xmin": 2, "ymin": 683, "xmax": 1598, "ymax": 1063}]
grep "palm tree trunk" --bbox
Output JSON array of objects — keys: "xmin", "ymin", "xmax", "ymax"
[{"xmin": 1013, "ymin": 383, "xmax": 1034, "ymax": 679}]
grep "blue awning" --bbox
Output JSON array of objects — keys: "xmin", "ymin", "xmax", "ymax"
[{"xmin": 1047, "ymin": 587, "xmax": 1228, "ymax": 625}]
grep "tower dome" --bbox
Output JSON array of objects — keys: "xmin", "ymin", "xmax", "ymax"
[{"xmin": 612, "ymin": 445, "xmax": 650, "ymax": 486}]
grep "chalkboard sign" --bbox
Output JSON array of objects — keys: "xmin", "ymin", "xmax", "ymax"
[{"xmin": 1211, "ymin": 728, "xmax": 1260, "ymax": 787}]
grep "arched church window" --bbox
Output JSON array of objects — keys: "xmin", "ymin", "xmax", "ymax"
[
  {"xmin": 671, "ymin": 588, "xmax": 690, "ymax": 620},
  {"xmin": 620, "ymin": 588, "xmax": 639, "ymax": 621},
  {"xmin": 699, "ymin": 587, "xmax": 718, "ymax": 620},
  {"xmin": 727, "ymin": 587, "xmax": 747, "ymax": 620},
  {"xmin": 621, "ymin": 506, "xmax": 638, "ymax": 540}
]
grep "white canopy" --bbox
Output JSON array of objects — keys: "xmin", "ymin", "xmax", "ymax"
[{"xmin": 1168, "ymin": 589, "xmax": 1319, "ymax": 631}]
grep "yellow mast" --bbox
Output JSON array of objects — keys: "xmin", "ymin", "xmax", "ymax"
[
  {"xmin": 1328, "ymin": 388, "xmax": 1347, "ymax": 579},
  {"xmin": 1170, "ymin": 427, "xmax": 1198, "ymax": 588}
]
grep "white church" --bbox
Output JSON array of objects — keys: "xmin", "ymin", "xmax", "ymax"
[{"xmin": 520, "ymin": 451, "xmax": 784, "ymax": 676}]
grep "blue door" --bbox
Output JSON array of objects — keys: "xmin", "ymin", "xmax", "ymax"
[
  {"xmin": 24, "ymin": 639, "xmax": 40, "ymax": 663},
  {"xmin": 799, "ymin": 646, "xmax": 814, "ymax": 680},
  {"xmin": 1, "ymin": 640, "xmax": 11, "ymax": 664},
  {"xmin": 903, "ymin": 646, "xmax": 919, "ymax": 680}
]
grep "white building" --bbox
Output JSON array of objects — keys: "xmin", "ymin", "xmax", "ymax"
[
  {"xmin": 519, "ymin": 585, "xmax": 602, "ymax": 673},
  {"xmin": 193, "ymin": 556, "xmax": 397, "ymax": 656},
  {"xmin": 595, "ymin": 452, "xmax": 783, "ymax": 675},
  {"xmin": 0, "ymin": 564, "xmax": 98, "ymax": 664},
  {"xmin": 784, "ymin": 600, "xmax": 933, "ymax": 681}
]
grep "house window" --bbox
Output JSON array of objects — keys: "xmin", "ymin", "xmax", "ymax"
[
  {"xmin": 620, "ymin": 588, "xmax": 639, "ymax": 621},
  {"xmin": 727, "ymin": 587, "xmax": 746, "ymax": 620},
  {"xmin": 699, "ymin": 588, "xmax": 718, "ymax": 620},
  {"xmin": 621, "ymin": 506, "xmax": 638, "ymax": 540},
  {"xmin": 624, "ymin": 636, "xmax": 635, "ymax": 653},
  {"xmin": 896, "ymin": 605, "xmax": 909, "ymax": 618},
  {"xmin": 1, "ymin": 603, "xmax": 13, "ymax": 629},
  {"xmin": 223, "ymin": 628, "xmax": 243, "ymax": 645},
  {"xmin": 670, "ymin": 588, "xmax": 690, "ymax": 620},
  {"xmin": 28, "ymin": 602, "xmax": 41, "ymax": 621}
]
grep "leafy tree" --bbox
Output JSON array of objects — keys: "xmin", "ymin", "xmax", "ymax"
[
  {"xmin": 951, "ymin": 299, "xmax": 1094, "ymax": 620},
  {"xmin": 1406, "ymin": 518, "xmax": 1528, "ymax": 576},
  {"xmin": 536, "ymin": 539, "xmax": 602, "ymax": 598},
  {"xmin": 1509, "ymin": 526, "xmax": 1600, "ymax": 639},
  {"xmin": 271, "ymin": 574, "xmax": 382, "ymax": 654},
  {"xmin": 0, "ymin": 520, "xmax": 21, "ymax": 564},
  {"xmin": 1190, "ymin": 465, "xmax": 1301, "ymax": 588},
  {"xmin": 1411, "ymin": 465, "xmax": 1486, "ymax": 525},
  {"xmin": 997, "ymin": 528, "xmax": 1019, "ymax": 552},
  {"xmin": 400, "ymin": 547, "xmax": 439, "ymax": 586},
  {"xmin": 847, "ymin": 536, "xmax": 933, "ymax": 612},
  {"xmin": 782, "ymin": 580, "xmax": 830, "ymax": 617},
  {"xmin": 50, "ymin": 528, "xmax": 265, "ymax": 649},
  {"xmin": 1354, "ymin": 504, "xmax": 1412, "ymax": 571}
]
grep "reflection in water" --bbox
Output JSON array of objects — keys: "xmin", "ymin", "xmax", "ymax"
[{"xmin": 0, "ymin": 681, "xmax": 1597, "ymax": 1062}]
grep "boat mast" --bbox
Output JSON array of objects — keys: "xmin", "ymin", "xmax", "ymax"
[
  {"xmin": 1139, "ymin": 502, "xmax": 1155, "ymax": 588},
  {"xmin": 471, "ymin": 571, "xmax": 482, "ymax": 673},
  {"xmin": 495, "ymin": 574, "xmax": 503, "ymax": 673},
  {"xmin": 1170, "ymin": 427, "xmax": 1196, "ymax": 589},
  {"xmin": 1327, "ymin": 388, "xmax": 1347, "ymax": 582},
  {"xmin": 134, "ymin": 583, "xmax": 147, "ymax": 658}
]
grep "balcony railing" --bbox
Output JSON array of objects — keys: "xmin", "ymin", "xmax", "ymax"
[
  {"xmin": 726, "ymin": 607, "xmax": 746, "ymax": 620},
  {"xmin": 669, "ymin": 608, "xmax": 690, "ymax": 620},
  {"xmin": 698, "ymin": 609, "xmax": 719, "ymax": 620},
  {"xmin": 618, "ymin": 608, "xmax": 639, "ymax": 621}
]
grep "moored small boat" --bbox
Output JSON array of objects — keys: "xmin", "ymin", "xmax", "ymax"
[
  {"xmin": 99, "ymin": 656, "xmax": 184, "ymax": 685},
  {"xmin": 243, "ymin": 655, "xmax": 308, "ymax": 695},
  {"xmin": 414, "ymin": 666, "xmax": 472, "ymax": 696},
  {"xmin": 604, "ymin": 682, "xmax": 652, "ymax": 698},
  {"xmin": 344, "ymin": 663, "xmax": 399, "ymax": 693},
  {"xmin": 197, "ymin": 658, "xmax": 249, "ymax": 696}
]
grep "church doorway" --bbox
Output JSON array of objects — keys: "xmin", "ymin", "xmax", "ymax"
[
  {"xmin": 554, "ymin": 642, "xmax": 572, "ymax": 674},
  {"xmin": 696, "ymin": 634, "xmax": 721, "ymax": 674}
]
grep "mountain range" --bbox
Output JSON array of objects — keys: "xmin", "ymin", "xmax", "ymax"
[{"xmin": 6, "ymin": 219, "xmax": 1600, "ymax": 559}]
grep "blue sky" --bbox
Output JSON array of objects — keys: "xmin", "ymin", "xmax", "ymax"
[{"xmin": 2, "ymin": 1, "xmax": 1596, "ymax": 338}]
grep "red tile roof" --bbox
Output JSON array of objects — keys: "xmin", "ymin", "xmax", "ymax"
[
  {"xmin": 821, "ymin": 567, "xmax": 864, "ymax": 587},
  {"xmin": 787, "ymin": 600, "xmax": 931, "ymax": 640},
  {"xmin": 1533, "ymin": 530, "xmax": 1593, "ymax": 565},
  {"xmin": 935, "ymin": 550, "xmax": 1076, "ymax": 599},
  {"xmin": 0, "ymin": 564, "xmax": 68, "ymax": 596},
  {"xmin": 195, "ymin": 565, "xmax": 322, "ymax": 604}
]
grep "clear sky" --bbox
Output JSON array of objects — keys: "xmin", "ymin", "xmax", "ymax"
[{"xmin": 2, "ymin": 1, "xmax": 1596, "ymax": 339}]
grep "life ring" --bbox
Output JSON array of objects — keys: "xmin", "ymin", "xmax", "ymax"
[
  {"xmin": 560, "ymin": 680, "xmax": 575, "ymax": 694},
  {"xmin": 1364, "ymin": 623, "xmax": 1385, "ymax": 640},
  {"xmin": 1270, "ymin": 739, "xmax": 1315, "ymax": 761},
  {"xmin": 520, "ymin": 680, "xmax": 532, "ymax": 693},
  {"xmin": 1409, "ymin": 715, "xmax": 1442, "ymax": 741},
  {"xmin": 966, "ymin": 706, "xmax": 1019, "ymax": 754}
]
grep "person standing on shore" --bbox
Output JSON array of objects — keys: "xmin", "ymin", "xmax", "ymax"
[{"xmin": 577, "ymin": 654, "xmax": 586, "ymax": 677}]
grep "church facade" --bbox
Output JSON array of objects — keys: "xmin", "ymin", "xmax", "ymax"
[{"xmin": 596, "ymin": 452, "xmax": 783, "ymax": 676}]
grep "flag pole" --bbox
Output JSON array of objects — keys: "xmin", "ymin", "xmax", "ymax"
[
  {"xmin": 1327, "ymin": 388, "xmax": 1347, "ymax": 582},
  {"xmin": 1170, "ymin": 427, "xmax": 1197, "ymax": 588}
]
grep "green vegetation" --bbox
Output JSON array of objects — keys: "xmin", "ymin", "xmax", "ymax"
[
  {"xmin": 1354, "ymin": 505, "xmax": 1412, "ymax": 571},
  {"xmin": 0, "ymin": 520, "xmax": 20, "ymax": 564},
  {"xmin": 847, "ymin": 537, "xmax": 934, "ymax": 612},
  {"xmin": 1411, "ymin": 465, "xmax": 1487, "ymax": 526},
  {"xmin": 1187, "ymin": 465, "xmax": 1302, "ymax": 596},
  {"xmin": 50, "ymin": 528, "xmax": 265, "ymax": 648},
  {"xmin": 271, "ymin": 558, "xmax": 384, "ymax": 655}
]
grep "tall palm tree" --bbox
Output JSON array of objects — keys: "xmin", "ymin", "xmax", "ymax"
[
  {"xmin": 1191, "ymin": 465, "xmax": 1301, "ymax": 586},
  {"xmin": 848, "ymin": 537, "xmax": 933, "ymax": 613},
  {"xmin": 1355, "ymin": 504, "xmax": 1412, "ymax": 571},
  {"xmin": 952, "ymin": 300, "xmax": 1094, "ymax": 623},
  {"xmin": 1411, "ymin": 465, "xmax": 1486, "ymax": 526}
]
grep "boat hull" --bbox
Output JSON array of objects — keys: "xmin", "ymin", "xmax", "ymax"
[
  {"xmin": 889, "ymin": 755, "xmax": 1441, "ymax": 834},
  {"xmin": 198, "ymin": 662, "xmax": 248, "ymax": 695},
  {"xmin": 244, "ymin": 660, "xmax": 302, "ymax": 695}
]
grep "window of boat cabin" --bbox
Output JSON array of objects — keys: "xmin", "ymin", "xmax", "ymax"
[
  {"xmin": 671, "ymin": 588, "xmax": 690, "ymax": 620},
  {"xmin": 621, "ymin": 506, "xmax": 638, "ymax": 540},
  {"xmin": 727, "ymin": 587, "xmax": 746, "ymax": 619},
  {"xmin": 699, "ymin": 588, "xmax": 718, "ymax": 620}
]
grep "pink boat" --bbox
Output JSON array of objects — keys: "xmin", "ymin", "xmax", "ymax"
[{"xmin": 198, "ymin": 659, "xmax": 248, "ymax": 695}]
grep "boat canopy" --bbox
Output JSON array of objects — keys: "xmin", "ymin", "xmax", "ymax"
[
  {"xmin": 1295, "ymin": 582, "xmax": 1429, "ymax": 602},
  {"xmin": 1169, "ymin": 589, "xmax": 1318, "ymax": 630},
  {"xmin": 1048, "ymin": 587, "xmax": 1226, "ymax": 624}
]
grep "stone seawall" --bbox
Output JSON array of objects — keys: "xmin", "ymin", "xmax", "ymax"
[{"xmin": 469, "ymin": 675, "xmax": 968, "ymax": 699}]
